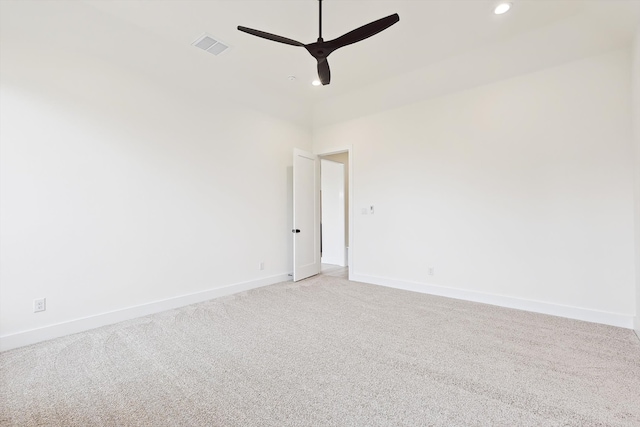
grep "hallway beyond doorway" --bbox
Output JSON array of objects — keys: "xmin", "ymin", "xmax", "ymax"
[{"xmin": 320, "ymin": 264, "xmax": 348, "ymax": 279}]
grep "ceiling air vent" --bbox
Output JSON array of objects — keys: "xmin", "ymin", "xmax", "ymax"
[{"xmin": 192, "ymin": 34, "xmax": 230, "ymax": 56}]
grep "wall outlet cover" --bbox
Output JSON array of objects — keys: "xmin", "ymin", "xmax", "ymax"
[{"xmin": 34, "ymin": 298, "xmax": 46, "ymax": 313}]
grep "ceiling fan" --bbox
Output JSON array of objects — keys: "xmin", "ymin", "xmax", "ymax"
[{"xmin": 238, "ymin": 0, "xmax": 399, "ymax": 86}]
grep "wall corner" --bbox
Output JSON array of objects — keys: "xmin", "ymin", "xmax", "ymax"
[{"xmin": 633, "ymin": 27, "xmax": 640, "ymax": 337}]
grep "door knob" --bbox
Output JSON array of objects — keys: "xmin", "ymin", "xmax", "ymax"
[{"xmin": 292, "ymin": 229, "xmax": 301, "ymax": 233}]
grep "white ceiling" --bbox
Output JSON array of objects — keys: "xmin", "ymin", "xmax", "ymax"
[{"xmin": 1, "ymin": 1, "xmax": 639, "ymax": 127}]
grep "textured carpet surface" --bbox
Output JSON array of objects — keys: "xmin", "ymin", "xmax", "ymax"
[{"xmin": 1, "ymin": 275, "xmax": 640, "ymax": 426}]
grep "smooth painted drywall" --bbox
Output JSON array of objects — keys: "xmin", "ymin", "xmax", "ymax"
[
  {"xmin": 633, "ymin": 29, "xmax": 640, "ymax": 336},
  {"xmin": 322, "ymin": 152, "xmax": 350, "ymax": 247},
  {"xmin": 312, "ymin": 8, "xmax": 636, "ymax": 128},
  {"xmin": 314, "ymin": 49, "xmax": 635, "ymax": 320},
  {"xmin": 0, "ymin": 50, "xmax": 311, "ymax": 338},
  {"xmin": 320, "ymin": 159, "xmax": 346, "ymax": 266}
]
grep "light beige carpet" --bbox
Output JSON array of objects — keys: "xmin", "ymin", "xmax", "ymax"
[{"xmin": 1, "ymin": 275, "xmax": 639, "ymax": 426}]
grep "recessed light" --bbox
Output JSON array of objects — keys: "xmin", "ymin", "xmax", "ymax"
[
  {"xmin": 494, "ymin": 2, "xmax": 512, "ymax": 15},
  {"xmin": 312, "ymin": 80, "xmax": 321, "ymax": 86}
]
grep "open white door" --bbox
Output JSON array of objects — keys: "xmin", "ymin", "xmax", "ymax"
[{"xmin": 293, "ymin": 148, "xmax": 320, "ymax": 281}]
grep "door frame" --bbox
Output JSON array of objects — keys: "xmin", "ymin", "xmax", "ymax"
[{"xmin": 317, "ymin": 145, "xmax": 353, "ymax": 280}]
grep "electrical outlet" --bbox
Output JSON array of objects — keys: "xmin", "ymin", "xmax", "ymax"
[
  {"xmin": 428, "ymin": 267, "xmax": 434, "ymax": 276},
  {"xmin": 259, "ymin": 261, "xmax": 265, "ymax": 270},
  {"xmin": 34, "ymin": 298, "xmax": 46, "ymax": 313}
]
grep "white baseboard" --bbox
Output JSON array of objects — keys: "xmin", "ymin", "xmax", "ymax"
[
  {"xmin": 0, "ymin": 273, "xmax": 291, "ymax": 352},
  {"xmin": 351, "ymin": 273, "xmax": 634, "ymax": 329}
]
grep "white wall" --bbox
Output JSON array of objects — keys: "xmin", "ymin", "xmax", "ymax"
[
  {"xmin": 321, "ymin": 159, "xmax": 346, "ymax": 266},
  {"xmin": 322, "ymin": 152, "xmax": 350, "ymax": 246},
  {"xmin": 633, "ymin": 29, "xmax": 640, "ymax": 336},
  {"xmin": 0, "ymin": 47, "xmax": 311, "ymax": 345},
  {"xmin": 314, "ymin": 49, "xmax": 636, "ymax": 327}
]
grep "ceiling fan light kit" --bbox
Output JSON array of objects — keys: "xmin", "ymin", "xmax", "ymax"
[
  {"xmin": 238, "ymin": 0, "xmax": 399, "ymax": 86},
  {"xmin": 494, "ymin": 3, "xmax": 512, "ymax": 15}
]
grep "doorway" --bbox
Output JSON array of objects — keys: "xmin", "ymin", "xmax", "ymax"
[
  {"xmin": 291, "ymin": 147, "xmax": 352, "ymax": 282},
  {"xmin": 320, "ymin": 150, "xmax": 350, "ymax": 275}
]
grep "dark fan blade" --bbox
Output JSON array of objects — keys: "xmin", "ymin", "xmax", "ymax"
[
  {"xmin": 328, "ymin": 13, "xmax": 399, "ymax": 50},
  {"xmin": 237, "ymin": 26, "xmax": 304, "ymax": 47},
  {"xmin": 317, "ymin": 59, "xmax": 330, "ymax": 85}
]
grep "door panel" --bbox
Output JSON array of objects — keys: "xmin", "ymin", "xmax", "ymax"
[{"xmin": 293, "ymin": 149, "xmax": 320, "ymax": 281}]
